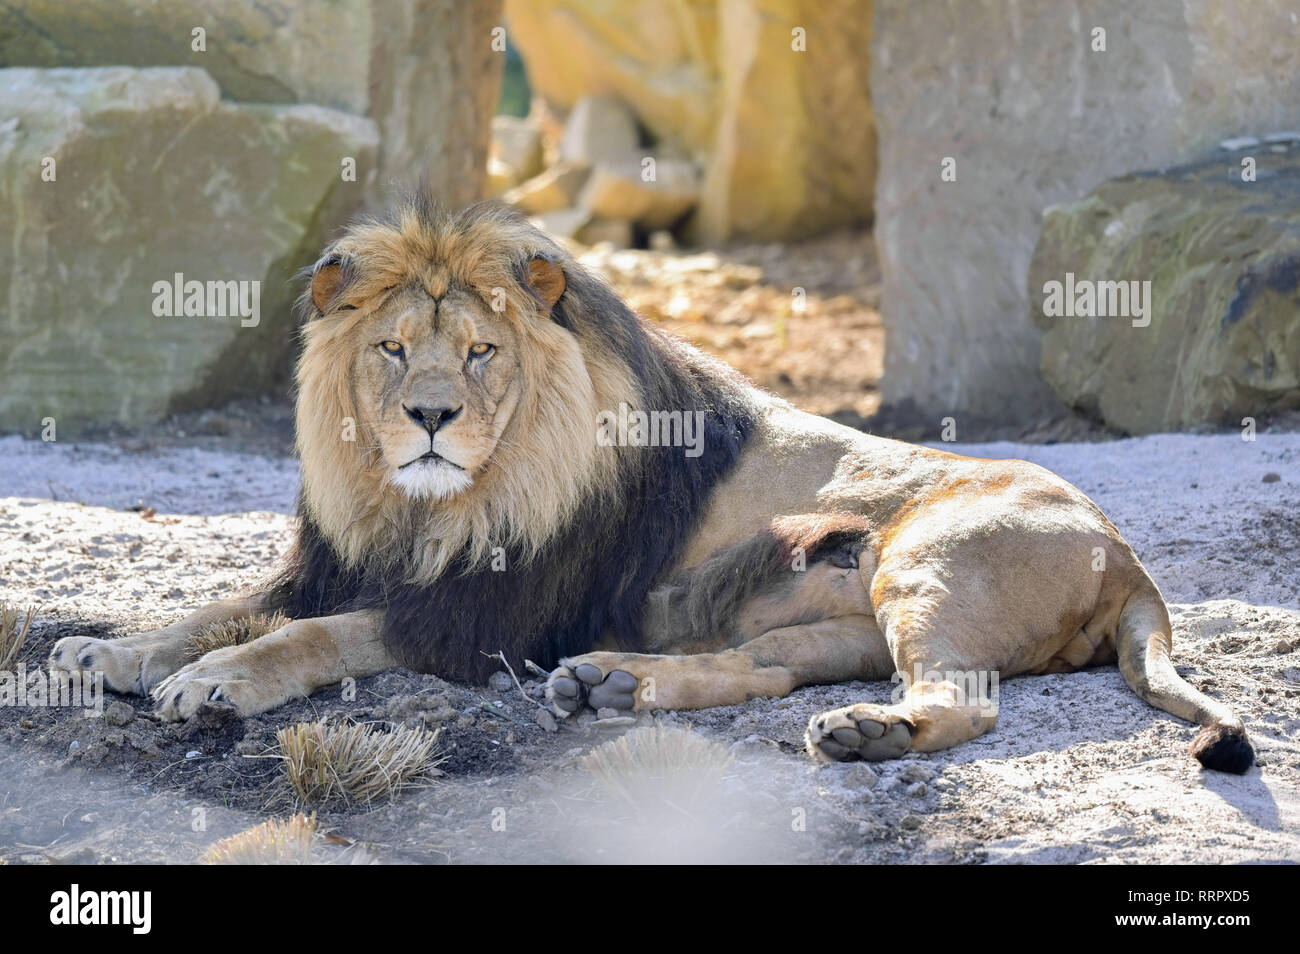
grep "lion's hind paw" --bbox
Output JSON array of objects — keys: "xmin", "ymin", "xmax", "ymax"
[{"xmin": 806, "ymin": 703, "xmax": 914, "ymax": 763}]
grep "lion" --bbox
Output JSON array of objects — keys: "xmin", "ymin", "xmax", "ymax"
[{"xmin": 49, "ymin": 195, "xmax": 1254, "ymax": 773}]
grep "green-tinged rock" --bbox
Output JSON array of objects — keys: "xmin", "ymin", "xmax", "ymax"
[
  {"xmin": 0, "ymin": 67, "xmax": 378, "ymax": 436},
  {"xmin": 1030, "ymin": 145, "xmax": 1300, "ymax": 433},
  {"xmin": 0, "ymin": 0, "xmax": 502, "ymax": 205}
]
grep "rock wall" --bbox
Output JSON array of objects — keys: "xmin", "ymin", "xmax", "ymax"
[
  {"xmin": 872, "ymin": 0, "xmax": 1300, "ymax": 426},
  {"xmin": 504, "ymin": 0, "xmax": 874, "ymax": 243}
]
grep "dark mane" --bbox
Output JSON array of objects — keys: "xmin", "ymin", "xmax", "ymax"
[{"xmin": 269, "ymin": 245, "xmax": 760, "ymax": 683}]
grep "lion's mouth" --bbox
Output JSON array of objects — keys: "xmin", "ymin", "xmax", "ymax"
[{"xmin": 400, "ymin": 450, "xmax": 464, "ymax": 470}]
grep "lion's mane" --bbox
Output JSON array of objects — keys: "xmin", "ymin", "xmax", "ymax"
[{"xmin": 270, "ymin": 194, "xmax": 761, "ymax": 682}]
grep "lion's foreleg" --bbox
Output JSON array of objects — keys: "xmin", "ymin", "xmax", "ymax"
[
  {"xmin": 153, "ymin": 609, "xmax": 394, "ymax": 720},
  {"xmin": 49, "ymin": 592, "xmax": 274, "ymax": 694},
  {"xmin": 548, "ymin": 614, "xmax": 890, "ymax": 715}
]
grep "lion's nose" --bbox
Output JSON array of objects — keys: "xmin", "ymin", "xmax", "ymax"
[{"xmin": 404, "ymin": 403, "xmax": 462, "ymax": 435}]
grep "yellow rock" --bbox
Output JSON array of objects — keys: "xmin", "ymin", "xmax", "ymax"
[{"xmin": 504, "ymin": 0, "xmax": 873, "ymax": 242}]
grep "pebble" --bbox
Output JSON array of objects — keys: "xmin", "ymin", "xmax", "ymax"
[
  {"xmin": 487, "ymin": 671, "xmax": 513, "ymax": 692},
  {"xmin": 1262, "ymin": 472, "xmax": 1281, "ymax": 483},
  {"xmin": 594, "ymin": 716, "xmax": 637, "ymax": 729},
  {"xmin": 844, "ymin": 763, "xmax": 879, "ymax": 788},
  {"xmin": 1276, "ymin": 640, "xmax": 1294, "ymax": 654},
  {"xmin": 899, "ymin": 763, "xmax": 935, "ymax": 784},
  {"xmin": 595, "ymin": 707, "xmax": 620, "ymax": 720},
  {"xmin": 67, "ymin": 740, "xmax": 79, "ymax": 754},
  {"xmin": 533, "ymin": 708, "xmax": 558, "ymax": 732},
  {"xmin": 906, "ymin": 782, "xmax": 928, "ymax": 798},
  {"xmin": 899, "ymin": 814, "xmax": 923, "ymax": 830},
  {"xmin": 185, "ymin": 750, "xmax": 201, "ymax": 759},
  {"xmin": 103, "ymin": 700, "xmax": 135, "ymax": 726}
]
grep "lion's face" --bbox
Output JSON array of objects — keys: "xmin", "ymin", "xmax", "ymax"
[{"xmin": 352, "ymin": 282, "xmax": 523, "ymax": 501}]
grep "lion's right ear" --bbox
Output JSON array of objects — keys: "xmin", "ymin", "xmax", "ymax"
[
  {"xmin": 309, "ymin": 254, "xmax": 351, "ymax": 313},
  {"xmin": 524, "ymin": 254, "xmax": 566, "ymax": 311}
]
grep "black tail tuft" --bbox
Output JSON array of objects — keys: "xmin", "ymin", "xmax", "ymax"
[{"xmin": 1190, "ymin": 722, "xmax": 1255, "ymax": 774}]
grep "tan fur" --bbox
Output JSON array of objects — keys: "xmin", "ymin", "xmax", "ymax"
[{"xmin": 50, "ymin": 204, "xmax": 1250, "ymax": 772}]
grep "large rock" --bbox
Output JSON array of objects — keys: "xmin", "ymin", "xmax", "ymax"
[
  {"xmin": 504, "ymin": 0, "xmax": 873, "ymax": 242},
  {"xmin": 0, "ymin": 0, "xmax": 502, "ymax": 206},
  {"xmin": 1031, "ymin": 145, "xmax": 1300, "ymax": 434},
  {"xmin": 873, "ymin": 0, "xmax": 1300, "ymax": 426},
  {"xmin": 0, "ymin": 67, "xmax": 378, "ymax": 436}
]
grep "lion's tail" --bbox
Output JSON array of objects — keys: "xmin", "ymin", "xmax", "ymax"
[{"xmin": 1115, "ymin": 580, "xmax": 1254, "ymax": 773}]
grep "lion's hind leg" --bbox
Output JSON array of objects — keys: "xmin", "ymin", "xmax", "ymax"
[{"xmin": 806, "ymin": 677, "xmax": 999, "ymax": 762}]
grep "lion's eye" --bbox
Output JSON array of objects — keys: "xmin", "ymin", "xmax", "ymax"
[
  {"xmin": 379, "ymin": 340, "xmax": 404, "ymax": 357},
  {"xmin": 468, "ymin": 343, "xmax": 494, "ymax": 359}
]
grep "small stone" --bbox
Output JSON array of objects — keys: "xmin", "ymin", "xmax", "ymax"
[
  {"xmin": 648, "ymin": 230, "xmax": 677, "ymax": 252},
  {"xmin": 594, "ymin": 716, "xmax": 637, "ymax": 728},
  {"xmin": 906, "ymin": 782, "xmax": 928, "ymax": 798},
  {"xmin": 103, "ymin": 700, "xmax": 135, "ymax": 726},
  {"xmin": 67, "ymin": 740, "xmax": 80, "ymax": 754},
  {"xmin": 534, "ymin": 707, "xmax": 558, "ymax": 732},
  {"xmin": 1275, "ymin": 640, "xmax": 1293, "ymax": 653},
  {"xmin": 487, "ymin": 671, "xmax": 513, "ymax": 693},
  {"xmin": 595, "ymin": 707, "xmax": 620, "ymax": 720},
  {"xmin": 185, "ymin": 750, "xmax": 201, "ymax": 759},
  {"xmin": 234, "ymin": 740, "xmax": 262, "ymax": 756},
  {"xmin": 899, "ymin": 762, "xmax": 935, "ymax": 783},
  {"xmin": 844, "ymin": 763, "xmax": 879, "ymax": 788},
  {"xmin": 899, "ymin": 814, "xmax": 923, "ymax": 830},
  {"xmin": 1262, "ymin": 472, "xmax": 1281, "ymax": 483}
]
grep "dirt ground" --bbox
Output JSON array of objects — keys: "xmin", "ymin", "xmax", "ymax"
[
  {"xmin": 1, "ymin": 235, "xmax": 1297, "ymax": 865},
  {"xmin": 0, "ymin": 426, "xmax": 1296, "ymax": 865}
]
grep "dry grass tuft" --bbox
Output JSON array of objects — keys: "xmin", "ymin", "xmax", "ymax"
[
  {"xmin": 201, "ymin": 813, "xmax": 318, "ymax": 865},
  {"xmin": 188, "ymin": 611, "xmax": 288, "ymax": 658},
  {"xmin": 275, "ymin": 720, "xmax": 444, "ymax": 807},
  {"xmin": 582, "ymin": 723, "xmax": 734, "ymax": 818},
  {"xmin": 0, "ymin": 604, "xmax": 35, "ymax": 670}
]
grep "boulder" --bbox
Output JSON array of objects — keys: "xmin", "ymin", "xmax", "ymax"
[
  {"xmin": 559, "ymin": 95, "xmax": 640, "ymax": 166},
  {"xmin": 504, "ymin": 0, "xmax": 873, "ymax": 242},
  {"xmin": 0, "ymin": 0, "xmax": 502, "ymax": 207},
  {"xmin": 490, "ymin": 115, "xmax": 545, "ymax": 184},
  {"xmin": 0, "ymin": 67, "xmax": 378, "ymax": 436},
  {"xmin": 576, "ymin": 218, "xmax": 634, "ymax": 248},
  {"xmin": 579, "ymin": 158, "xmax": 698, "ymax": 230},
  {"xmin": 872, "ymin": 0, "xmax": 1300, "ymax": 425},
  {"xmin": 530, "ymin": 207, "xmax": 590, "ymax": 240},
  {"xmin": 1031, "ymin": 145, "xmax": 1300, "ymax": 434},
  {"xmin": 503, "ymin": 162, "xmax": 590, "ymax": 215}
]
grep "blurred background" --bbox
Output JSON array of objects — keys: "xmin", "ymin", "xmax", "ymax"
[{"xmin": 1, "ymin": 0, "xmax": 1298, "ymax": 447}]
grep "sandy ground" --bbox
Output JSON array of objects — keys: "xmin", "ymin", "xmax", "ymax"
[{"xmin": 0, "ymin": 431, "xmax": 1296, "ymax": 864}]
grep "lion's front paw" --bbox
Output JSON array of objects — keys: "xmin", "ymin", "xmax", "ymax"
[
  {"xmin": 806, "ymin": 703, "xmax": 914, "ymax": 763},
  {"xmin": 547, "ymin": 656, "xmax": 640, "ymax": 718},
  {"xmin": 151, "ymin": 652, "xmax": 283, "ymax": 722},
  {"xmin": 49, "ymin": 636, "xmax": 144, "ymax": 695}
]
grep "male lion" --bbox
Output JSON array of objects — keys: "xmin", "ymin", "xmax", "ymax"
[{"xmin": 50, "ymin": 196, "xmax": 1253, "ymax": 772}]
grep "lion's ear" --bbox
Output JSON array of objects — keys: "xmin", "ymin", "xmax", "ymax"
[
  {"xmin": 525, "ymin": 254, "xmax": 566, "ymax": 311},
  {"xmin": 310, "ymin": 254, "xmax": 349, "ymax": 313}
]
